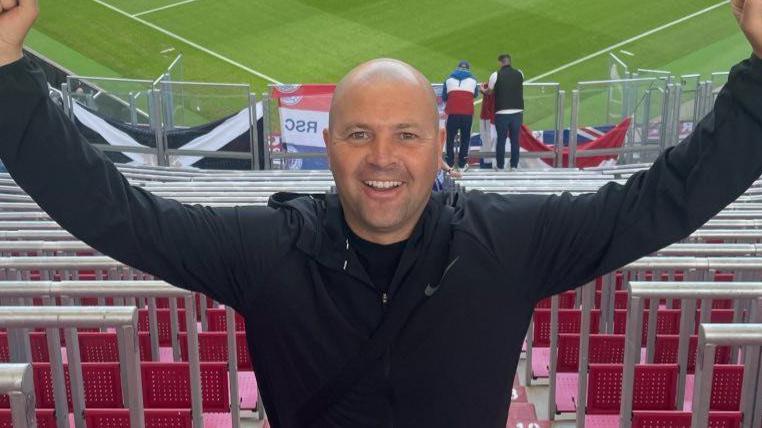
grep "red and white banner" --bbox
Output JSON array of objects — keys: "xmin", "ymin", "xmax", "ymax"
[{"xmin": 271, "ymin": 85, "xmax": 334, "ymax": 148}]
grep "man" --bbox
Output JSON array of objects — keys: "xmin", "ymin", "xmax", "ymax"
[
  {"xmin": 1, "ymin": 1, "xmax": 762, "ymax": 427},
  {"xmin": 487, "ymin": 54, "xmax": 524, "ymax": 170},
  {"xmin": 441, "ymin": 60, "xmax": 479, "ymax": 171}
]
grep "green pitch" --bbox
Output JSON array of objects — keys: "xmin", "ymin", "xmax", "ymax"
[
  {"xmin": 29, "ymin": 0, "xmax": 750, "ymax": 92},
  {"xmin": 27, "ymin": 0, "xmax": 750, "ymax": 131}
]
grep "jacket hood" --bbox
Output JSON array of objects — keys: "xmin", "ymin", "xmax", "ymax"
[{"xmin": 449, "ymin": 69, "xmax": 475, "ymax": 80}]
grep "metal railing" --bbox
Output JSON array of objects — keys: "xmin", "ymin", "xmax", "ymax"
[{"xmin": 0, "ymin": 364, "xmax": 36, "ymax": 428}]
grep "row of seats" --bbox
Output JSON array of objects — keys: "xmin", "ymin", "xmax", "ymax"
[{"xmin": 2, "ymin": 164, "xmax": 762, "ymax": 427}]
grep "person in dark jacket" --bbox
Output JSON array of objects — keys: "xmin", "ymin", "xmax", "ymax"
[
  {"xmin": 2, "ymin": 1, "xmax": 762, "ymax": 427},
  {"xmin": 441, "ymin": 61, "xmax": 479, "ymax": 171},
  {"xmin": 487, "ymin": 54, "xmax": 524, "ymax": 170}
]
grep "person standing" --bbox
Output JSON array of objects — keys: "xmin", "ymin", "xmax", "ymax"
[
  {"xmin": 479, "ymin": 81, "xmax": 496, "ymax": 168},
  {"xmin": 442, "ymin": 60, "xmax": 479, "ymax": 171},
  {"xmin": 488, "ymin": 54, "xmax": 524, "ymax": 170}
]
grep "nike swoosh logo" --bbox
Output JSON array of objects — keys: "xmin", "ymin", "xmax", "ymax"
[
  {"xmin": 424, "ymin": 283, "xmax": 439, "ymax": 297},
  {"xmin": 424, "ymin": 256, "xmax": 460, "ymax": 297}
]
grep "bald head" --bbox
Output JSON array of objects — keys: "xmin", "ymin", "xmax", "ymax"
[
  {"xmin": 329, "ymin": 58, "xmax": 439, "ymax": 131},
  {"xmin": 322, "ymin": 58, "xmax": 445, "ymax": 244}
]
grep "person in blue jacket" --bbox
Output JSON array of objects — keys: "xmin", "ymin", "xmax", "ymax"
[{"xmin": 441, "ymin": 60, "xmax": 479, "ymax": 171}]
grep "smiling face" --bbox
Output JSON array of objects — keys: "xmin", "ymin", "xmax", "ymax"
[{"xmin": 324, "ymin": 59, "xmax": 444, "ymax": 244}]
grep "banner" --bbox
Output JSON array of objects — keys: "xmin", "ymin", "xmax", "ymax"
[
  {"xmin": 71, "ymin": 99, "xmax": 263, "ymax": 169},
  {"xmin": 519, "ymin": 117, "xmax": 630, "ymax": 168}
]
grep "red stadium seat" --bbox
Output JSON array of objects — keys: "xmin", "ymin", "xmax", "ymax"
[
  {"xmin": 205, "ymin": 309, "xmax": 246, "ymax": 332},
  {"xmin": 535, "ymin": 291, "xmax": 577, "ymax": 309},
  {"xmin": 140, "ymin": 362, "xmax": 229, "ymax": 412},
  {"xmin": 631, "ymin": 411, "xmax": 742, "ymax": 428},
  {"xmin": 653, "ymin": 335, "xmax": 731, "ymax": 373},
  {"xmin": 85, "ymin": 409, "xmax": 193, "ymax": 428},
  {"xmin": 0, "ymin": 362, "xmax": 123, "ymax": 410},
  {"xmin": 614, "ymin": 309, "xmax": 681, "ymax": 342},
  {"xmin": 595, "ymin": 290, "xmax": 629, "ymax": 310},
  {"xmin": 684, "ymin": 365, "xmax": 745, "ymax": 412},
  {"xmin": 79, "ymin": 331, "xmax": 154, "ymax": 362},
  {"xmin": 532, "ymin": 309, "xmax": 601, "ymax": 348},
  {"xmin": 554, "ymin": 334, "xmax": 626, "ymax": 413},
  {"xmin": 138, "ymin": 309, "xmax": 187, "ymax": 347},
  {"xmin": 0, "ymin": 409, "xmax": 57, "ymax": 428},
  {"xmin": 556, "ymin": 334, "xmax": 625, "ymax": 372},
  {"xmin": 586, "ymin": 364, "xmax": 678, "ymax": 415},
  {"xmin": 178, "ymin": 331, "xmax": 253, "ymax": 371}
]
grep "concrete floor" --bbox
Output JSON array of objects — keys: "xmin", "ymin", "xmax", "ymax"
[{"xmin": 516, "ymin": 354, "xmax": 577, "ymax": 427}]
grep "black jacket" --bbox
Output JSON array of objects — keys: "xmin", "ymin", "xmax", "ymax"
[
  {"xmin": 1, "ymin": 55, "xmax": 762, "ymax": 427},
  {"xmin": 494, "ymin": 65, "xmax": 524, "ymax": 111}
]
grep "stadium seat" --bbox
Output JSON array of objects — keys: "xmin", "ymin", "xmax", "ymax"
[
  {"xmin": 206, "ymin": 308, "xmax": 246, "ymax": 332},
  {"xmin": 553, "ymin": 334, "xmax": 625, "ymax": 413},
  {"xmin": 631, "ymin": 410, "xmax": 742, "ymax": 428},
  {"xmin": 585, "ymin": 364, "xmax": 678, "ymax": 427}
]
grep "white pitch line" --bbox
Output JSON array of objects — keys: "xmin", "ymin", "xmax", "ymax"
[
  {"xmin": 92, "ymin": 0, "xmax": 282, "ymax": 85},
  {"xmin": 133, "ymin": 0, "xmax": 200, "ymax": 17},
  {"xmin": 525, "ymin": 0, "xmax": 729, "ymax": 83},
  {"xmin": 474, "ymin": 0, "xmax": 729, "ymax": 106}
]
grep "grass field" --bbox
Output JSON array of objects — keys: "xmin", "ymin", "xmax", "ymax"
[{"xmin": 25, "ymin": 0, "xmax": 753, "ymax": 133}]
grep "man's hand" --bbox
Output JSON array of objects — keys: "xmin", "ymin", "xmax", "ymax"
[
  {"xmin": 0, "ymin": 0, "xmax": 38, "ymax": 66},
  {"xmin": 733, "ymin": 0, "xmax": 762, "ymax": 59}
]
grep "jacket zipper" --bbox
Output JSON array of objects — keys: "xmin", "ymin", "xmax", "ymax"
[{"xmin": 381, "ymin": 289, "xmax": 393, "ymax": 427}]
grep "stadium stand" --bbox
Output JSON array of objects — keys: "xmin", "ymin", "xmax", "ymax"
[{"xmin": 0, "ymin": 164, "xmax": 762, "ymax": 428}]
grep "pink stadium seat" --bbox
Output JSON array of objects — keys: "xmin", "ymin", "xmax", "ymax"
[
  {"xmin": 0, "ymin": 362, "xmax": 123, "ymax": 410},
  {"xmin": 556, "ymin": 334, "xmax": 626, "ymax": 372},
  {"xmin": 79, "ymin": 297, "xmax": 115, "ymax": 306},
  {"xmin": 586, "ymin": 364, "xmax": 678, "ymax": 415},
  {"xmin": 138, "ymin": 309, "xmax": 187, "ymax": 347},
  {"xmin": 535, "ymin": 291, "xmax": 577, "ymax": 309},
  {"xmin": 693, "ymin": 309, "xmax": 735, "ymax": 333},
  {"xmin": 140, "ymin": 362, "xmax": 229, "ymax": 413},
  {"xmin": 531, "ymin": 309, "xmax": 601, "ymax": 378},
  {"xmin": 178, "ymin": 331, "xmax": 253, "ymax": 371},
  {"xmin": 595, "ymin": 290, "xmax": 629, "ymax": 310},
  {"xmin": 78, "ymin": 331, "xmax": 154, "ymax": 362},
  {"xmin": 157, "ymin": 294, "xmax": 215, "ymax": 311},
  {"xmin": 631, "ymin": 411, "xmax": 742, "ymax": 428},
  {"xmin": 654, "ymin": 335, "xmax": 731, "ymax": 373},
  {"xmin": 205, "ymin": 309, "xmax": 246, "ymax": 332},
  {"xmin": 614, "ymin": 309, "xmax": 681, "ymax": 342},
  {"xmin": 84, "ymin": 409, "xmax": 193, "ymax": 428},
  {"xmin": 532, "ymin": 309, "xmax": 601, "ymax": 348},
  {"xmin": 554, "ymin": 334, "xmax": 625, "ymax": 413},
  {"xmin": 0, "ymin": 409, "xmax": 57, "ymax": 428},
  {"xmin": 684, "ymin": 365, "xmax": 745, "ymax": 412}
]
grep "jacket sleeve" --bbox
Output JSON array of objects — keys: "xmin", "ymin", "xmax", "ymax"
[
  {"xmin": 0, "ymin": 57, "xmax": 295, "ymax": 310},
  {"xmin": 522, "ymin": 54, "xmax": 762, "ymax": 301},
  {"xmin": 441, "ymin": 79, "xmax": 449, "ymax": 102}
]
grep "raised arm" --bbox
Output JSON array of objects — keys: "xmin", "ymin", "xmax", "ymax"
[
  {"xmin": 0, "ymin": 0, "xmax": 295, "ymax": 309},
  {"xmin": 521, "ymin": 2, "xmax": 762, "ymax": 300}
]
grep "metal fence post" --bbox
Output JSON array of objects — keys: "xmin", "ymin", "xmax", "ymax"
[
  {"xmin": 568, "ymin": 90, "xmax": 580, "ymax": 169},
  {"xmin": 61, "ymin": 82, "xmax": 71, "ymax": 118},
  {"xmin": 655, "ymin": 84, "xmax": 667, "ymax": 152},
  {"xmin": 618, "ymin": 295, "xmax": 643, "ymax": 428},
  {"xmin": 129, "ymin": 91, "xmax": 138, "ymax": 126},
  {"xmin": 149, "ymin": 88, "xmax": 168, "ymax": 167},
  {"xmin": 672, "ymin": 83, "xmax": 683, "ymax": 146},
  {"xmin": 554, "ymin": 90, "xmax": 565, "ymax": 168},
  {"xmin": 262, "ymin": 93, "xmax": 272, "ymax": 170},
  {"xmin": 249, "ymin": 93, "xmax": 260, "ymax": 170}
]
